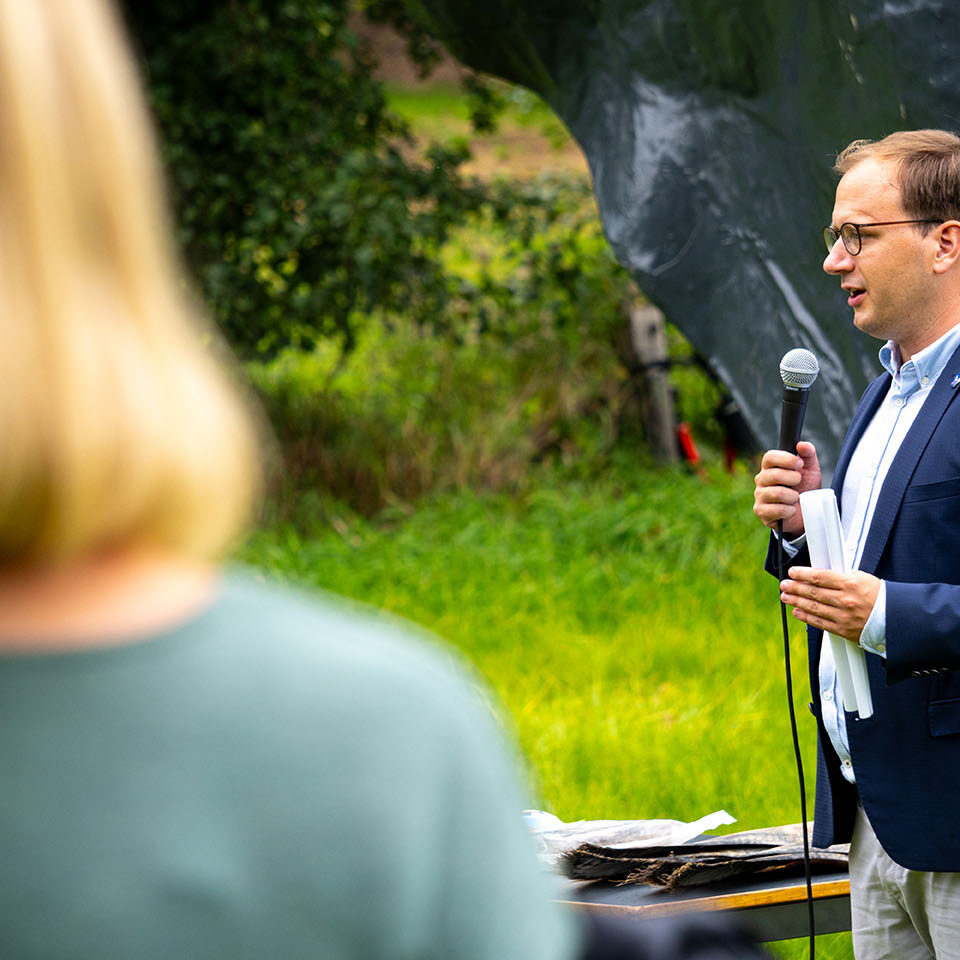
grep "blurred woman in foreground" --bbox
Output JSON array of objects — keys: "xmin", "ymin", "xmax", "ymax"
[{"xmin": 0, "ymin": 2, "xmax": 577, "ymax": 957}]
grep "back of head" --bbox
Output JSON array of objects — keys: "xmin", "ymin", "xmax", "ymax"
[
  {"xmin": 0, "ymin": 0, "xmax": 260, "ymax": 567},
  {"xmin": 835, "ymin": 129, "xmax": 960, "ymax": 225}
]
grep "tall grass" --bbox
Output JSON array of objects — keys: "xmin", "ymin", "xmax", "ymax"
[
  {"xmin": 247, "ymin": 312, "xmax": 638, "ymax": 515},
  {"xmin": 237, "ymin": 465, "xmax": 853, "ymax": 958}
]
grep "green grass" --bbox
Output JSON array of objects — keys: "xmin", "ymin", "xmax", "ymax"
[
  {"xmin": 387, "ymin": 81, "xmax": 562, "ymax": 131},
  {"xmin": 386, "ymin": 84, "xmax": 474, "ymax": 126},
  {"xmin": 385, "ymin": 81, "xmax": 577, "ymax": 161},
  {"xmin": 237, "ymin": 464, "xmax": 851, "ymax": 958}
]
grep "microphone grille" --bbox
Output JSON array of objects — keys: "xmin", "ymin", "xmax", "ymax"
[{"xmin": 780, "ymin": 348, "xmax": 820, "ymax": 388}]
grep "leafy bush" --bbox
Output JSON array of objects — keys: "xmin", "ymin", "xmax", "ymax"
[
  {"xmin": 122, "ymin": 2, "xmax": 638, "ymax": 357},
  {"xmin": 123, "ymin": 0, "xmax": 493, "ymax": 358}
]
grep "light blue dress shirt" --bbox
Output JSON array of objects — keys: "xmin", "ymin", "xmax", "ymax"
[{"xmin": 803, "ymin": 323, "xmax": 960, "ymax": 783}]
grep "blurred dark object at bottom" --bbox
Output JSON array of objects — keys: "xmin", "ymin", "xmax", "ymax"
[{"xmin": 579, "ymin": 911, "xmax": 769, "ymax": 959}]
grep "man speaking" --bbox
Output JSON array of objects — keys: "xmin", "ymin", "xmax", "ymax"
[{"xmin": 753, "ymin": 130, "xmax": 960, "ymax": 959}]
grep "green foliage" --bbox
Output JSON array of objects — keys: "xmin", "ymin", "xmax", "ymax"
[
  {"xmin": 443, "ymin": 176, "xmax": 634, "ymax": 342},
  {"xmin": 244, "ymin": 172, "xmax": 680, "ymax": 514},
  {"xmin": 667, "ymin": 326, "xmax": 726, "ymax": 448},
  {"xmin": 458, "ymin": 71, "xmax": 509, "ymax": 133},
  {"xmin": 236, "ymin": 468, "xmax": 852, "ymax": 959},
  {"xmin": 123, "ymin": 0, "xmax": 489, "ymax": 357},
  {"xmin": 122, "ymin": 1, "xmax": 634, "ymax": 366}
]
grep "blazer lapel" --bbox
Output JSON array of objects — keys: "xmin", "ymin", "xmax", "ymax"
[
  {"xmin": 831, "ymin": 374, "xmax": 890, "ymax": 503},
  {"xmin": 859, "ymin": 344, "xmax": 960, "ymax": 574}
]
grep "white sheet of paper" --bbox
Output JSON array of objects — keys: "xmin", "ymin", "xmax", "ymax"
[
  {"xmin": 522, "ymin": 808, "xmax": 737, "ymax": 867},
  {"xmin": 799, "ymin": 489, "xmax": 873, "ymax": 719}
]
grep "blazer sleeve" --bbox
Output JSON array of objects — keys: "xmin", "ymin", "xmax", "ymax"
[
  {"xmin": 763, "ymin": 531, "xmax": 810, "ymax": 579},
  {"xmin": 884, "ymin": 581, "xmax": 960, "ymax": 683}
]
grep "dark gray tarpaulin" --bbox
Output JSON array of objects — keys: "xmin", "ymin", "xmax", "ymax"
[{"xmin": 408, "ymin": 0, "xmax": 958, "ymax": 469}]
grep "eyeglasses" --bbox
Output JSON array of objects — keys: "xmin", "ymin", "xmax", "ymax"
[{"xmin": 822, "ymin": 219, "xmax": 943, "ymax": 255}]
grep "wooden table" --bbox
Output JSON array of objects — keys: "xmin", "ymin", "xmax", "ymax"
[{"xmin": 558, "ymin": 872, "xmax": 850, "ymax": 943}]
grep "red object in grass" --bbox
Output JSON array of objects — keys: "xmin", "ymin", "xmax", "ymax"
[{"xmin": 676, "ymin": 422, "xmax": 700, "ymax": 465}]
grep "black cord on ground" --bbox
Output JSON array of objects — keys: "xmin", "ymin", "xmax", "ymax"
[{"xmin": 777, "ymin": 520, "xmax": 815, "ymax": 960}]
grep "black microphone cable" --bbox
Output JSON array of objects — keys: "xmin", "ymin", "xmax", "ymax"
[
  {"xmin": 773, "ymin": 347, "xmax": 819, "ymax": 958},
  {"xmin": 777, "ymin": 518, "xmax": 816, "ymax": 960}
]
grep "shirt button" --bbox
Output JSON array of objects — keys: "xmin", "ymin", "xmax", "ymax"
[
  {"xmin": 894, "ymin": 397, "xmax": 905, "ymax": 407},
  {"xmin": 877, "ymin": 642, "xmax": 886, "ymax": 654},
  {"xmin": 843, "ymin": 759, "xmax": 852, "ymax": 769},
  {"xmin": 823, "ymin": 690, "xmax": 833, "ymax": 702},
  {"xmin": 921, "ymin": 376, "xmax": 930, "ymax": 385}
]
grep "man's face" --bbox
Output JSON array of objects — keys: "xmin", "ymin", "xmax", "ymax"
[{"xmin": 823, "ymin": 157, "xmax": 938, "ymax": 356}]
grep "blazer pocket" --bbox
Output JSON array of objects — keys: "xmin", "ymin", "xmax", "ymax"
[
  {"xmin": 903, "ymin": 476, "xmax": 960, "ymax": 503},
  {"xmin": 929, "ymin": 697, "xmax": 960, "ymax": 737}
]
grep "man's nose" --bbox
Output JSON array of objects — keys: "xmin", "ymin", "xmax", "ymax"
[{"xmin": 823, "ymin": 238, "xmax": 853, "ymax": 275}]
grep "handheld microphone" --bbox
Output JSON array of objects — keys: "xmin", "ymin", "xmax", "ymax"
[{"xmin": 778, "ymin": 348, "xmax": 820, "ymax": 453}]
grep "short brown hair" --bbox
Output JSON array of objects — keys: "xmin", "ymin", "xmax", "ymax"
[{"xmin": 836, "ymin": 130, "xmax": 960, "ymax": 225}]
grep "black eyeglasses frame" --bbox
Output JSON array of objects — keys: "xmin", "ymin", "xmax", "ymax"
[{"xmin": 822, "ymin": 219, "xmax": 943, "ymax": 255}]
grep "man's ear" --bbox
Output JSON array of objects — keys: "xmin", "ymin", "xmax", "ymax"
[{"xmin": 933, "ymin": 221, "xmax": 960, "ymax": 274}]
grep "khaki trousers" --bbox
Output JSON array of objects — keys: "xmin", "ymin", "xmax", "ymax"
[{"xmin": 850, "ymin": 805, "xmax": 960, "ymax": 959}]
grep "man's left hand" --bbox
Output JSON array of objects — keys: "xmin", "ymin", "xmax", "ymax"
[{"xmin": 780, "ymin": 567, "xmax": 882, "ymax": 642}]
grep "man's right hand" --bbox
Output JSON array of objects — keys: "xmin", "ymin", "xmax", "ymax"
[{"xmin": 752, "ymin": 441, "xmax": 822, "ymax": 537}]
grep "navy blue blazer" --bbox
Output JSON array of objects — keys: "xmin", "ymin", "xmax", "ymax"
[{"xmin": 765, "ymin": 341, "xmax": 960, "ymax": 870}]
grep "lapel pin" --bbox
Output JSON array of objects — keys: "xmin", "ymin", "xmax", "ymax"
[{"xmin": 952, "ymin": 374, "xmax": 960, "ymax": 389}]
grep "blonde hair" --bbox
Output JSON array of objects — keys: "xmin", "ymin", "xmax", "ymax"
[
  {"xmin": 0, "ymin": 0, "xmax": 261, "ymax": 565},
  {"xmin": 836, "ymin": 130, "xmax": 960, "ymax": 226}
]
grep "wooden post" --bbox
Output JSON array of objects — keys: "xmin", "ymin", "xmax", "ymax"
[{"xmin": 628, "ymin": 304, "xmax": 677, "ymax": 463}]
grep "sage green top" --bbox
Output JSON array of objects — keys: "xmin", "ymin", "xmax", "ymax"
[{"xmin": 0, "ymin": 570, "xmax": 577, "ymax": 960}]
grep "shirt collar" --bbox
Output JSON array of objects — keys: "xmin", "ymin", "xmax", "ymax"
[{"xmin": 879, "ymin": 322, "xmax": 960, "ymax": 392}]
